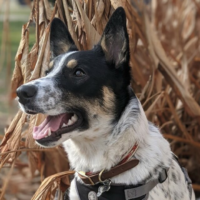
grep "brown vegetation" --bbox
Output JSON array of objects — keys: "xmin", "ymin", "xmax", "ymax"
[{"xmin": 0, "ymin": 0, "xmax": 200, "ymax": 199}]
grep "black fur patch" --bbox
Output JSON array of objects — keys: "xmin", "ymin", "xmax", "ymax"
[
  {"xmin": 50, "ymin": 18, "xmax": 78, "ymax": 57},
  {"xmin": 49, "ymin": 7, "xmax": 132, "ymax": 122},
  {"xmin": 17, "ymin": 7, "xmax": 134, "ymax": 136}
]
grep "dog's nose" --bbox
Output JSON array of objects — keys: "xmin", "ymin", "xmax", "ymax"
[{"xmin": 16, "ymin": 85, "xmax": 37, "ymax": 103}]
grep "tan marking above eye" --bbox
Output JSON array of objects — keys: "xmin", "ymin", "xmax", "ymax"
[
  {"xmin": 103, "ymin": 86, "xmax": 115, "ymax": 110},
  {"xmin": 66, "ymin": 59, "xmax": 77, "ymax": 69},
  {"xmin": 49, "ymin": 60, "xmax": 54, "ymax": 69}
]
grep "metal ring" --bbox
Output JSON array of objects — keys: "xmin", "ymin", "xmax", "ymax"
[{"xmin": 98, "ymin": 169, "xmax": 105, "ymax": 182}]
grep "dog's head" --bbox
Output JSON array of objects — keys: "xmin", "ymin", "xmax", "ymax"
[{"xmin": 16, "ymin": 7, "xmax": 131, "ymax": 147}]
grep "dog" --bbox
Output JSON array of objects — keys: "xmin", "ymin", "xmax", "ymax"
[{"xmin": 16, "ymin": 7, "xmax": 195, "ymax": 200}]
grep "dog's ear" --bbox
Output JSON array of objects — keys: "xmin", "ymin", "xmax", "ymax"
[
  {"xmin": 50, "ymin": 18, "xmax": 77, "ymax": 58},
  {"xmin": 99, "ymin": 7, "xmax": 129, "ymax": 68}
]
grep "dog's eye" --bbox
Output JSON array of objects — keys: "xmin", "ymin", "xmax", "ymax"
[{"xmin": 74, "ymin": 69, "xmax": 85, "ymax": 77}]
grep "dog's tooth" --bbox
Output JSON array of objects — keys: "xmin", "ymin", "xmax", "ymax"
[
  {"xmin": 62, "ymin": 123, "xmax": 67, "ymax": 127},
  {"xmin": 48, "ymin": 129, "xmax": 51, "ymax": 136},
  {"xmin": 71, "ymin": 114, "xmax": 78, "ymax": 122},
  {"xmin": 68, "ymin": 119, "xmax": 73, "ymax": 126}
]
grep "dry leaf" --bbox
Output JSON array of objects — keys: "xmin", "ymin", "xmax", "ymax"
[{"xmin": 1, "ymin": 0, "xmax": 200, "ymax": 199}]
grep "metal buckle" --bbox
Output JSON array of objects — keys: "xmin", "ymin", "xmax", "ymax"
[
  {"xmin": 158, "ymin": 169, "xmax": 168, "ymax": 183},
  {"xmin": 78, "ymin": 171, "xmax": 95, "ymax": 185},
  {"xmin": 97, "ymin": 179, "xmax": 112, "ymax": 197}
]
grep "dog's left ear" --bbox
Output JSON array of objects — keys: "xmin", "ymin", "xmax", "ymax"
[
  {"xmin": 99, "ymin": 7, "xmax": 129, "ymax": 68},
  {"xmin": 50, "ymin": 18, "xmax": 77, "ymax": 58}
]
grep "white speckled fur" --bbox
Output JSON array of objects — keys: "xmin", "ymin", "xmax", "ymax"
[
  {"xmin": 17, "ymin": 17, "xmax": 195, "ymax": 200},
  {"xmin": 19, "ymin": 52, "xmax": 76, "ymax": 116},
  {"xmin": 63, "ymin": 97, "xmax": 195, "ymax": 200}
]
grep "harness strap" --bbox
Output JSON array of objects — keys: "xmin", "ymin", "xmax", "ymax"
[
  {"xmin": 124, "ymin": 168, "xmax": 168, "ymax": 200},
  {"xmin": 75, "ymin": 168, "xmax": 168, "ymax": 200}
]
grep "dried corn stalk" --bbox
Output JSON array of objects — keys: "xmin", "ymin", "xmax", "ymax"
[{"xmin": 0, "ymin": 0, "xmax": 200, "ymax": 199}]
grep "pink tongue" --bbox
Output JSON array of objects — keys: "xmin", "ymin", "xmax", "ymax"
[{"xmin": 33, "ymin": 114, "xmax": 68, "ymax": 140}]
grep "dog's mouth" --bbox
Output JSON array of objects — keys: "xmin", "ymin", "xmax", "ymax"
[{"xmin": 33, "ymin": 112, "xmax": 82, "ymax": 143}]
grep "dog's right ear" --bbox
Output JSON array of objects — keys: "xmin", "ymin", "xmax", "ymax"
[{"xmin": 50, "ymin": 18, "xmax": 77, "ymax": 58}]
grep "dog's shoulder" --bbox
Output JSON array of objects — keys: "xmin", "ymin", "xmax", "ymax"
[{"xmin": 149, "ymin": 158, "xmax": 194, "ymax": 200}]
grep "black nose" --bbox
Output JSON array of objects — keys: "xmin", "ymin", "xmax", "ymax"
[{"xmin": 16, "ymin": 85, "xmax": 37, "ymax": 104}]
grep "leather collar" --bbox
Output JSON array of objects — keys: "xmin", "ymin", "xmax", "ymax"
[{"xmin": 78, "ymin": 159, "xmax": 139, "ymax": 185}]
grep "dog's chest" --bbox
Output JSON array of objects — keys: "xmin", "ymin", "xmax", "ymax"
[
  {"xmin": 68, "ymin": 160, "xmax": 193, "ymax": 200},
  {"xmin": 63, "ymin": 137, "xmax": 130, "ymax": 172}
]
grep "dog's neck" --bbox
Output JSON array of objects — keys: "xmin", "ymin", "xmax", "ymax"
[{"xmin": 63, "ymin": 96, "xmax": 172, "ymax": 184}]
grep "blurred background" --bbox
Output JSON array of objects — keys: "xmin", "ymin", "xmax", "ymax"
[
  {"xmin": 0, "ymin": 0, "xmax": 200, "ymax": 199},
  {"xmin": 0, "ymin": 0, "xmax": 31, "ymax": 134},
  {"xmin": 0, "ymin": 1, "xmax": 37, "ymax": 199}
]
